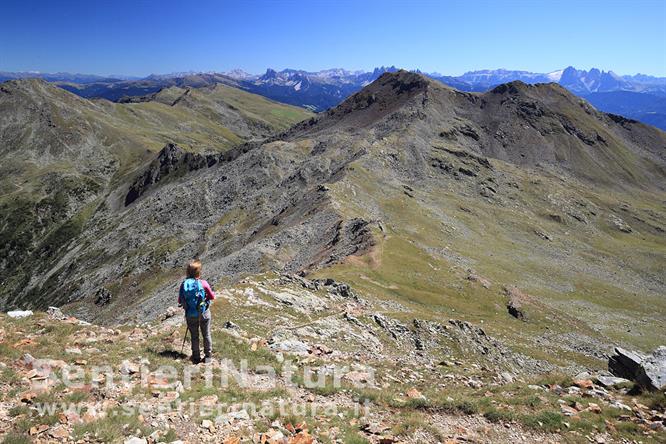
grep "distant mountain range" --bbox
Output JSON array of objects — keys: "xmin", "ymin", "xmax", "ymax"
[
  {"xmin": 2, "ymin": 66, "xmax": 666, "ymax": 129},
  {"xmin": 228, "ymin": 66, "xmax": 400, "ymax": 111},
  {"xmin": 223, "ymin": 66, "xmax": 666, "ymax": 130},
  {"xmin": 434, "ymin": 67, "xmax": 666, "ymax": 95},
  {"xmin": 0, "ymin": 71, "xmax": 140, "ymax": 83}
]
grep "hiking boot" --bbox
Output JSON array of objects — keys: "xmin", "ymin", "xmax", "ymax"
[
  {"xmin": 203, "ymin": 356, "xmax": 213, "ymax": 364},
  {"xmin": 191, "ymin": 355, "xmax": 201, "ymax": 364}
]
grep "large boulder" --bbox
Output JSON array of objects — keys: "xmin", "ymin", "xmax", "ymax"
[
  {"xmin": 609, "ymin": 346, "xmax": 666, "ymax": 391},
  {"xmin": 504, "ymin": 286, "xmax": 527, "ymax": 321},
  {"xmin": 47, "ymin": 306, "xmax": 66, "ymax": 320}
]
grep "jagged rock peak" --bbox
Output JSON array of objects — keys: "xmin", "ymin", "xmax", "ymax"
[
  {"xmin": 372, "ymin": 69, "xmax": 435, "ymax": 94},
  {"xmin": 321, "ymin": 70, "xmax": 437, "ymax": 123}
]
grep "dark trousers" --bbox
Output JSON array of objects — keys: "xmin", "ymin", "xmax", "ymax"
[{"xmin": 186, "ymin": 310, "xmax": 212, "ymax": 360}]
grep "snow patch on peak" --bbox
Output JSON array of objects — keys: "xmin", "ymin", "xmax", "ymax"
[
  {"xmin": 546, "ymin": 70, "xmax": 563, "ymax": 82},
  {"xmin": 223, "ymin": 69, "xmax": 257, "ymax": 80}
]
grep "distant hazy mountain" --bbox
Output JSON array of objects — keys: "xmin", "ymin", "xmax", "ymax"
[
  {"xmin": 223, "ymin": 69, "xmax": 259, "ymax": 80},
  {"xmin": 58, "ymin": 73, "xmax": 240, "ymax": 102},
  {"xmin": 235, "ymin": 66, "xmax": 400, "ymax": 110},
  {"xmin": 0, "ymin": 71, "xmax": 136, "ymax": 84},
  {"xmin": 622, "ymin": 73, "xmax": 666, "ymax": 85},
  {"xmin": 456, "ymin": 69, "xmax": 557, "ymax": 86}
]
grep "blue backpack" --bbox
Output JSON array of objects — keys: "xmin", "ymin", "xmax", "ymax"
[{"xmin": 182, "ymin": 278, "xmax": 207, "ymax": 317}]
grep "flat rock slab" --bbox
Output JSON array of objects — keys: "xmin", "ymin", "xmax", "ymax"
[{"xmin": 595, "ymin": 375, "xmax": 631, "ymax": 388}]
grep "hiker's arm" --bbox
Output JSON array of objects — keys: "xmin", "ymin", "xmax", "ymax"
[
  {"xmin": 202, "ymin": 280, "xmax": 216, "ymax": 301},
  {"xmin": 178, "ymin": 282, "xmax": 184, "ymax": 306}
]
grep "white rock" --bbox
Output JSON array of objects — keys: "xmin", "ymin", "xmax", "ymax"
[
  {"xmin": 7, "ymin": 310, "xmax": 33, "ymax": 318},
  {"xmin": 120, "ymin": 360, "xmax": 140, "ymax": 375},
  {"xmin": 230, "ymin": 409, "xmax": 250, "ymax": 421},
  {"xmin": 500, "ymin": 372, "xmax": 514, "ymax": 383},
  {"xmin": 467, "ymin": 378, "xmax": 484, "ymax": 388},
  {"xmin": 610, "ymin": 400, "xmax": 632, "ymax": 411},
  {"xmin": 270, "ymin": 339, "xmax": 310, "ymax": 355},
  {"xmin": 574, "ymin": 371, "xmax": 592, "ymax": 380},
  {"xmin": 124, "ymin": 437, "xmax": 147, "ymax": 444},
  {"xmin": 22, "ymin": 353, "xmax": 36, "ymax": 367},
  {"xmin": 215, "ymin": 415, "xmax": 230, "ymax": 425},
  {"xmin": 161, "ymin": 306, "xmax": 180, "ymax": 320},
  {"xmin": 567, "ymin": 386, "xmax": 581, "ymax": 395}
]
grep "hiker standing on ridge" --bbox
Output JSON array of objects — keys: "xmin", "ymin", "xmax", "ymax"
[{"xmin": 178, "ymin": 259, "xmax": 215, "ymax": 364}]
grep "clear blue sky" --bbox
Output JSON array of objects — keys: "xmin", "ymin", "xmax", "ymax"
[{"xmin": 1, "ymin": 0, "xmax": 665, "ymax": 77}]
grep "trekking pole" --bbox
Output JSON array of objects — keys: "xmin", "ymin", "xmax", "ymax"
[{"xmin": 180, "ymin": 324, "xmax": 189, "ymax": 356}]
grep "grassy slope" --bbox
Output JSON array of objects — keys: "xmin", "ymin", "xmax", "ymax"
[
  {"xmin": 188, "ymin": 84, "xmax": 316, "ymax": 132},
  {"xmin": 315, "ymin": 149, "xmax": 666, "ymax": 369}
]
